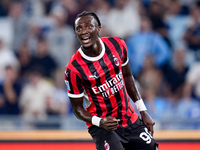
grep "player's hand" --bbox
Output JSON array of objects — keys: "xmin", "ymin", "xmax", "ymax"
[
  {"xmin": 140, "ymin": 111, "xmax": 155, "ymax": 136},
  {"xmin": 100, "ymin": 116, "xmax": 119, "ymax": 131}
]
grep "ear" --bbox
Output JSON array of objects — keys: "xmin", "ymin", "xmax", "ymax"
[
  {"xmin": 97, "ymin": 26, "xmax": 101, "ymax": 31},
  {"xmin": 97, "ymin": 27, "xmax": 101, "ymax": 36}
]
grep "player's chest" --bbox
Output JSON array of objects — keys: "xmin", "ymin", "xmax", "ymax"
[{"xmin": 84, "ymin": 53, "xmax": 122, "ymax": 82}]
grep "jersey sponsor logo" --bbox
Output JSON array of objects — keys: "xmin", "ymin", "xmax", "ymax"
[
  {"xmin": 89, "ymin": 71, "xmax": 99, "ymax": 79},
  {"xmin": 65, "ymin": 80, "xmax": 71, "ymax": 91},
  {"xmin": 91, "ymin": 72, "xmax": 124, "ymax": 98},
  {"xmin": 104, "ymin": 140, "xmax": 110, "ymax": 150}
]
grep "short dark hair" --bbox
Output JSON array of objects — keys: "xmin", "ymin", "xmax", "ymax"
[{"xmin": 74, "ymin": 11, "xmax": 101, "ymax": 30}]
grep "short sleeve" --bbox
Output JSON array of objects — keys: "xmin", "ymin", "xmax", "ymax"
[
  {"xmin": 64, "ymin": 68, "xmax": 84, "ymax": 98},
  {"xmin": 120, "ymin": 39, "xmax": 129, "ymax": 67}
]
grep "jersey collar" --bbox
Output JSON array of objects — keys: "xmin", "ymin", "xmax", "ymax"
[{"xmin": 78, "ymin": 38, "xmax": 105, "ymax": 61}]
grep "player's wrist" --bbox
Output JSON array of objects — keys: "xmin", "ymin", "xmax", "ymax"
[
  {"xmin": 135, "ymin": 99, "xmax": 147, "ymax": 112},
  {"xmin": 91, "ymin": 116, "xmax": 102, "ymax": 127}
]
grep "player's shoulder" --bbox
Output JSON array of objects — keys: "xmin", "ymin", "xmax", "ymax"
[
  {"xmin": 101, "ymin": 36, "xmax": 125, "ymax": 44},
  {"xmin": 65, "ymin": 50, "xmax": 80, "ymax": 71},
  {"xmin": 101, "ymin": 36, "xmax": 122, "ymax": 41}
]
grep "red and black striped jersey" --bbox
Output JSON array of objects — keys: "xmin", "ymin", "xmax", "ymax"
[{"xmin": 64, "ymin": 37, "xmax": 138, "ymax": 128}]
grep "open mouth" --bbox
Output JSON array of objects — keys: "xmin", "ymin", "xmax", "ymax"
[{"xmin": 82, "ymin": 37, "xmax": 91, "ymax": 44}]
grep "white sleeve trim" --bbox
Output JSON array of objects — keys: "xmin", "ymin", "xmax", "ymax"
[
  {"xmin": 68, "ymin": 92, "xmax": 84, "ymax": 98},
  {"xmin": 122, "ymin": 58, "xmax": 129, "ymax": 67}
]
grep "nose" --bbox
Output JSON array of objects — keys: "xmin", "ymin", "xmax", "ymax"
[{"xmin": 81, "ymin": 27, "xmax": 88, "ymax": 35}]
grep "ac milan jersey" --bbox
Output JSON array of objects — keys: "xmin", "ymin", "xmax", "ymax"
[{"xmin": 65, "ymin": 37, "xmax": 138, "ymax": 128}]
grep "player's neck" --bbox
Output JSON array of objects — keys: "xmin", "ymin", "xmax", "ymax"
[{"xmin": 81, "ymin": 39, "xmax": 102, "ymax": 57}]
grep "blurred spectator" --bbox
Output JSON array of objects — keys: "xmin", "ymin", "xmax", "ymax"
[
  {"xmin": 46, "ymin": 6, "xmax": 76, "ymax": 68},
  {"xmin": 8, "ymin": 1, "xmax": 29, "ymax": 52},
  {"xmin": 137, "ymin": 55, "xmax": 167, "ymax": 120},
  {"xmin": 19, "ymin": 67, "xmax": 54, "ymax": 121},
  {"xmin": 0, "ymin": 0, "xmax": 10, "ymax": 17},
  {"xmin": 0, "ymin": 65, "xmax": 21, "ymax": 115},
  {"xmin": 148, "ymin": 0, "xmax": 171, "ymax": 47},
  {"xmin": 163, "ymin": 96, "xmax": 200, "ymax": 125},
  {"xmin": 22, "ymin": 0, "xmax": 45, "ymax": 18},
  {"xmin": 179, "ymin": 0, "xmax": 200, "ymax": 16},
  {"xmin": 105, "ymin": 0, "xmax": 141, "ymax": 39},
  {"xmin": 164, "ymin": 0, "xmax": 189, "ymax": 47},
  {"xmin": 141, "ymin": 0, "xmax": 152, "ymax": 8},
  {"xmin": 0, "ymin": 17, "xmax": 13, "ymax": 51},
  {"xmin": 183, "ymin": 5, "xmax": 200, "ymax": 60},
  {"xmin": 163, "ymin": 94, "xmax": 200, "ymax": 129},
  {"xmin": 126, "ymin": 15, "xmax": 171, "ymax": 76},
  {"xmin": 17, "ymin": 42, "xmax": 34, "ymax": 85},
  {"xmin": 25, "ymin": 15, "xmax": 53, "ymax": 54},
  {"xmin": 0, "ymin": 39, "xmax": 19, "ymax": 81},
  {"xmin": 25, "ymin": 20, "xmax": 43, "ymax": 54},
  {"xmin": 31, "ymin": 37, "xmax": 57, "ymax": 79},
  {"xmin": 48, "ymin": 68, "xmax": 70, "ymax": 116},
  {"xmin": 60, "ymin": 0, "xmax": 83, "ymax": 26},
  {"xmin": 164, "ymin": 44, "xmax": 189, "ymax": 99},
  {"xmin": 183, "ymin": 62, "xmax": 200, "ymax": 100},
  {"xmin": 177, "ymin": 97, "xmax": 200, "ymax": 119},
  {"xmin": 88, "ymin": 0, "xmax": 111, "ymax": 37}
]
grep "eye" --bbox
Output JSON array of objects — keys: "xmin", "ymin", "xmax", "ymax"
[
  {"xmin": 87, "ymin": 25, "xmax": 92, "ymax": 29},
  {"xmin": 76, "ymin": 27, "xmax": 81, "ymax": 32}
]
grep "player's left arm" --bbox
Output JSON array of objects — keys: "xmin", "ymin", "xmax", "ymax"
[
  {"xmin": 120, "ymin": 38, "xmax": 155, "ymax": 136},
  {"xmin": 122, "ymin": 61, "xmax": 155, "ymax": 136}
]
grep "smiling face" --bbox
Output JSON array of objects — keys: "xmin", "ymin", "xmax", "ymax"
[{"xmin": 75, "ymin": 15, "xmax": 100, "ymax": 49}]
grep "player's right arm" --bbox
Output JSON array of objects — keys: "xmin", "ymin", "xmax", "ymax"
[
  {"xmin": 69, "ymin": 96, "xmax": 119, "ymax": 131},
  {"xmin": 69, "ymin": 96, "xmax": 92, "ymax": 123},
  {"xmin": 65, "ymin": 67, "xmax": 118, "ymax": 131}
]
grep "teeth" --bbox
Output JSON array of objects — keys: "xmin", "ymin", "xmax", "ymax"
[
  {"xmin": 82, "ymin": 37, "xmax": 90, "ymax": 44},
  {"xmin": 83, "ymin": 37, "xmax": 89, "ymax": 40}
]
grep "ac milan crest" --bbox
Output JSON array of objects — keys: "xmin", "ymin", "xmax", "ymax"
[
  {"xmin": 104, "ymin": 141, "xmax": 110, "ymax": 150},
  {"xmin": 114, "ymin": 57, "xmax": 119, "ymax": 66}
]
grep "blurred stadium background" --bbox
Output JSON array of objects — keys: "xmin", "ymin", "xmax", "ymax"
[{"xmin": 0, "ymin": 0, "xmax": 200, "ymax": 149}]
